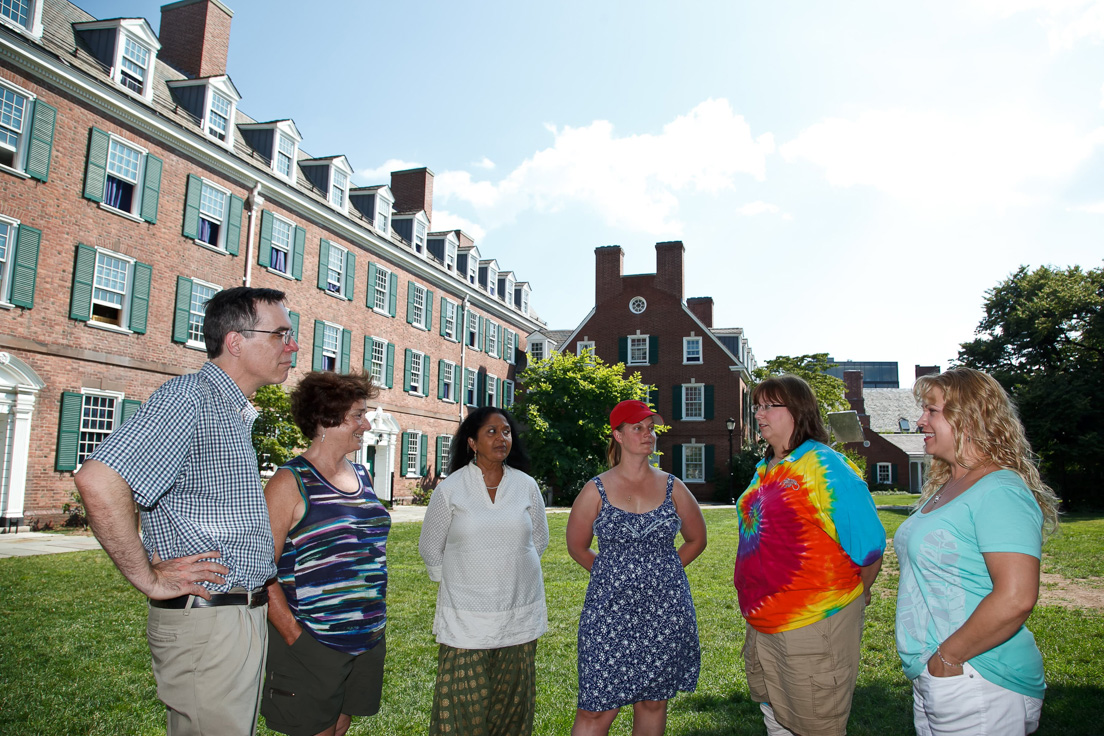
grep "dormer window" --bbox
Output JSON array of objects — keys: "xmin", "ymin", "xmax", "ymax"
[
  {"xmin": 300, "ymin": 156, "xmax": 353, "ymax": 213},
  {"xmin": 414, "ymin": 221, "xmax": 426, "ymax": 254},
  {"xmin": 330, "ymin": 169, "xmax": 348, "ymax": 209},
  {"xmin": 392, "ymin": 211, "xmax": 430, "ymax": 255},
  {"xmin": 446, "ymin": 239, "xmax": 457, "ymax": 271},
  {"xmin": 276, "ymin": 134, "xmax": 295, "ymax": 178},
  {"xmin": 74, "ymin": 19, "xmax": 161, "ymax": 102},
  {"xmin": 166, "ymin": 76, "xmax": 240, "ymax": 148},
  {"xmin": 239, "ymin": 120, "xmax": 301, "ymax": 185},
  {"xmin": 207, "ymin": 91, "xmax": 232, "ymax": 141},
  {"xmin": 376, "ymin": 199, "xmax": 390, "ymax": 233},
  {"xmin": 479, "ymin": 260, "xmax": 499, "ymax": 297}
]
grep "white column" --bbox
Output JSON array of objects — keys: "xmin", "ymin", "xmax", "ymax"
[{"xmin": 2, "ymin": 389, "xmax": 37, "ymax": 521}]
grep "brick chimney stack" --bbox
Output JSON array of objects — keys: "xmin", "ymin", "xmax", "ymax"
[
  {"xmin": 687, "ymin": 297, "xmax": 713, "ymax": 328},
  {"xmin": 654, "ymin": 241, "xmax": 684, "ymax": 299},
  {"xmin": 453, "ymin": 230, "xmax": 474, "ymax": 249},
  {"xmin": 390, "ymin": 167, "xmax": 434, "ymax": 223},
  {"xmin": 595, "ymin": 246, "xmax": 624, "ymax": 304},
  {"xmin": 915, "ymin": 365, "xmax": 940, "ymax": 380},
  {"xmin": 158, "ymin": 0, "xmax": 233, "ymax": 79},
  {"xmin": 843, "ymin": 370, "xmax": 870, "ymax": 427}
]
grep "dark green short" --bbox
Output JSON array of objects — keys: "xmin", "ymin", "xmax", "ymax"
[{"xmin": 261, "ymin": 622, "xmax": 385, "ymax": 736}]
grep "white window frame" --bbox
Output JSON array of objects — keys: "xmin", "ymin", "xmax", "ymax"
[
  {"xmin": 374, "ymin": 195, "xmax": 391, "ymax": 234},
  {"xmin": 0, "ymin": 79, "xmax": 33, "ymax": 174},
  {"xmin": 503, "ymin": 379, "xmax": 515, "ymax": 408},
  {"xmin": 876, "ymin": 462, "xmax": 892, "ymax": 485},
  {"xmin": 275, "ymin": 132, "xmax": 297, "ymax": 182},
  {"xmin": 89, "ymin": 247, "xmax": 135, "ymax": 331},
  {"xmin": 486, "ymin": 266, "xmax": 498, "ymax": 297},
  {"xmin": 441, "ymin": 360, "xmax": 457, "ymax": 403},
  {"xmin": 505, "ymin": 330, "xmax": 516, "ymax": 365},
  {"xmin": 405, "ymin": 431, "xmax": 423, "ymax": 478},
  {"xmin": 445, "ymin": 239, "xmax": 457, "ymax": 272},
  {"xmin": 466, "ymin": 310, "xmax": 479, "ymax": 348},
  {"xmin": 411, "ymin": 283, "xmax": 429, "ymax": 330},
  {"xmin": 372, "ymin": 265, "xmax": 392, "ymax": 315},
  {"xmin": 1, "ymin": 0, "xmax": 44, "ymax": 37},
  {"xmin": 530, "ymin": 340, "xmax": 545, "ymax": 361},
  {"xmin": 683, "ymin": 336, "xmax": 703, "ymax": 365},
  {"xmin": 409, "ymin": 349, "xmax": 427, "ymax": 396},
  {"xmin": 320, "ymin": 321, "xmax": 342, "ymax": 372},
  {"xmin": 0, "ymin": 215, "xmax": 18, "ymax": 305},
  {"xmin": 577, "ymin": 340, "xmax": 595, "ymax": 356},
  {"xmin": 504, "ymin": 276, "xmax": 515, "ymax": 302},
  {"xmin": 369, "ymin": 337, "xmax": 387, "ymax": 385},
  {"xmin": 438, "ymin": 435, "xmax": 452, "ymax": 477},
  {"xmin": 682, "ymin": 383, "xmax": 705, "ymax": 421},
  {"xmin": 521, "ymin": 288, "xmax": 530, "ymax": 315},
  {"xmin": 267, "ymin": 213, "xmax": 295, "ymax": 276},
  {"xmin": 465, "ymin": 369, "xmax": 477, "ymax": 406},
  {"xmin": 414, "ymin": 220, "xmax": 427, "ymax": 255},
  {"xmin": 486, "ymin": 374, "xmax": 498, "ymax": 408},
  {"xmin": 194, "ymin": 178, "xmax": 230, "ymax": 252},
  {"xmin": 185, "ymin": 278, "xmax": 219, "ymax": 349},
  {"xmin": 324, "ymin": 242, "xmax": 347, "ymax": 296},
  {"xmin": 115, "ymin": 31, "xmax": 154, "ymax": 100},
  {"xmin": 486, "ymin": 319, "xmax": 498, "ymax": 357},
  {"xmin": 628, "ymin": 335, "xmax": 649, "ymax": 366},
  {"xmin": 77, "ymin": 388, "xmax": 124, "ymax": 466},
  {"xmin": 330, "ymin": 168, "xmax": 348, "ymax": 210},
  {"xmin": 683, "ymin": 443, "xmax": 705, "ymax": 484},
  {"xmin": 102, "ymin": 134, "xmax": 147, "ymax": 218},
  {"xmin": 467, "ymin": 258, "xmax": 477, "ymax": 285},
  {"xmin": 442, "ymin": 298, "xmax": 458, "ymax": 341}
]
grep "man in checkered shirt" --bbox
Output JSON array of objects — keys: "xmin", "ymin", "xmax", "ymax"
[{"xmin": 76, "ymin": 287, "xmax": 299, "ymax": 736}]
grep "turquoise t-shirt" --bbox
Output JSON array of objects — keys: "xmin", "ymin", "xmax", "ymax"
[{"xmin": 894, "ymin": 469, "xmax": 1045, "ymax": 699}]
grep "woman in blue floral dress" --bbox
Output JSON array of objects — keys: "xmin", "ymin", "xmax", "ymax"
[{"xmin": 566, "ymin": 400, "xmax": 707, "ymax": 735}]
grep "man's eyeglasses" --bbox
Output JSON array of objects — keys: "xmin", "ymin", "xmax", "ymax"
[
  {"xmin": 239, "ymin": 328, "xmax": 296, "ymax": 345},
  {"xmin": 752, "ymin": 403, "xmax": 786, "ymax": 413}
]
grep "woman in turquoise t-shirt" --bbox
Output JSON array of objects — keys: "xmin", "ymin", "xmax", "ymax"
[{"xmin": 895, "ymin": 367, "xmax": 1060, "ymax": 736}]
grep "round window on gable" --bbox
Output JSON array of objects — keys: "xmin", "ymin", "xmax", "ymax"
[{"xmin": 629, "ymin": 296, "xmax": 647, "ymax": 314}]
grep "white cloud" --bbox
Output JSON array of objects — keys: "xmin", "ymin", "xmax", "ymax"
[
  {"xmin": 735, "ymin": 201, "xmax": 790, "ymax": 218},
  {"xmin": 971, "ymin": 0, "xmax": 1104, "ymax": 50},
  {"xmin": 355, "ymin": 158, "xmax": 423, "ymax": 184},
  {"xmin": 434, "ymin": 98, "xmax": 774, "ymax": 235},
  {"xmin": 1068, "ymin": 201, "xmax": 1104, "ymax": 213},
  {"xmin": 779, "ymin": 108, "xmax": 1104, "ymax": 208},
  {"xmin": 429, "ymin": 209, "xmax": 487, "ymax": 241},
  {"xmin": 472, "ymin": 156, "xmax": 496, "ymax": 170}
]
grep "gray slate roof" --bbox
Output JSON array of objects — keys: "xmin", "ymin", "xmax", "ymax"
[
  {"xmin": 881, "ymin": 433, "xmax": 927, "ymax": 458},
  {"xmin": 864, "ymin": 388, "xmax": 921, "ymax": 433}
]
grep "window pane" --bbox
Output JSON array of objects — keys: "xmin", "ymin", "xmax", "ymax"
[
  {"xmin": 120, "ymin": 36, "xmax": 149, "ymax": 93},
  {"xmin": 685, "ymin": 445, "xmax": 704, "ymax": 481},
  {"xmin": 322, "ymin": 324, "xmax": 339, "ymax": 356},
  {"xmin": 276, "ymin": 134, "xmax": 294, "ymax": 177},
  {"xmin": 630, "ymin": 336, "xmax": 648, "ymax": 363},
  {"xmin": 685, "ymin": 385, "xmax": 703, "ymax": 419},
  {"xmin": 327, "ymin": 247, "xmax": 343, "ymax": 293},
  {"xmin": 78, "ymin": 394, "xmax": 117, "ymax": 463},
  {"xmin": 373, "ymin": 268, "xmax": 389, "ymax": 311},
  {"xmin": 0, "ymin": 85, "xmax": 26, "ymax": 152},
  {"xmin": 412, "ymin": 286, "xmax": 425, "ymax": 325},
  {"xmin": 208, "ymin": 92, "xmax": 231, "ymax": 140},
  {"xmin": 93, "ymin": 252, "xmax": 128, "ymax": 307},
  {"xmin": 107, "ymin": 140, "xmax": 141, "ymax": 183},
  {"xmin": 188, "ymin": 283, "xmax": 216, "ymax": 344},
  {"xmin": 1, "ymin": 0, "xmax": 31, "ymax": 27},
  {"xmin": 0, "ymin": 221, "xmax": 9, "ymax": 267}
]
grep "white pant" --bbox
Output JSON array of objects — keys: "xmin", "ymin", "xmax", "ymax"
[{"xmin": 912, "ymin": 661, "xmax": 1042, "ymax": 736}]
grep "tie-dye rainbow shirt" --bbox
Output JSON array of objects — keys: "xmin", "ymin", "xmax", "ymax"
[{"xmin": 735, "ymin": 440, "xmax": 885, "ymax": 634}]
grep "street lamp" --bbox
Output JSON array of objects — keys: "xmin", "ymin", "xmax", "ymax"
[{"xmin": 726, "ymin": 417, "xmax": 737, "ymax": 504}]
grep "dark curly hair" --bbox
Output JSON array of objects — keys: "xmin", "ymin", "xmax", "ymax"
[
  {"xmin": 448, "ymin": 407, "xmax": 530, "ymax": 475},
  {"xmin": 290, "ymin": 371, "xmax": 378, "ymax": 440},
  {"xmin": 752, "ymin": 374, "xmax": 829, "ymax": 460}
]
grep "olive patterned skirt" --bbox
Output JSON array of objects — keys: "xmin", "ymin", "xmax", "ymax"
[{"xmin": 429, "ymin": 640, "xmax": 538, "ymax": 736}]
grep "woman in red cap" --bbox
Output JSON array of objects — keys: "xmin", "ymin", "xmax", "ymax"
[{"xmin": 566, "ymin": 399, "xmax": 707, "ymax": 735}]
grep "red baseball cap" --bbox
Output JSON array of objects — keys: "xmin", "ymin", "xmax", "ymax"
[{"xmin": 609, "ymin": 400, "xmax": 664, "ymax": 429}]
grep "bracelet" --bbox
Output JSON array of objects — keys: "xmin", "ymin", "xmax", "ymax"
[{"xmin": 935, "ymin": 647, "xmax": 963, "ymax": 669}]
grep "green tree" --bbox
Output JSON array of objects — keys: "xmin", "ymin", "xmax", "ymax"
[
  {"xmin": 753, "ymin": 353, "xmax": 850, "ymax": 423},
  {"xmin": 514, "ymin": 350, "xmax": 652, "ymax": 504},
  {"xmin": 251, "ymin": 384, "xmax": 308, "ymax": 472},
  {"xmin": 958, "ymin": 265, "xmax": 1104, "ymax": 509}
]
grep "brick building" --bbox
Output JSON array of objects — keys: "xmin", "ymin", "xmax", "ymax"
[
  {"xmin": 545, "ymin": 242, "xmax": 757, "ymax": 502},
  {"xmin": 0, "ymin": 0, "xmax": 541, "ymax": 527}
]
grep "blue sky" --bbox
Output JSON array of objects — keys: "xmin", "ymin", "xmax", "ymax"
[{"xmin": 82, "ymin": 0, "xmax": 1104, "ymax": 386}]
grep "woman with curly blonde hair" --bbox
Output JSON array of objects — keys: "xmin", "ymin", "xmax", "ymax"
[{"xmin": 895, "ymin": 367, "xmax": 1060, "ymax": 736}]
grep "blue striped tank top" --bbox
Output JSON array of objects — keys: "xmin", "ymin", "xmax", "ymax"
[{"xmin": 276, "ymin": 455, "xmax": 391, "ymax": 654}]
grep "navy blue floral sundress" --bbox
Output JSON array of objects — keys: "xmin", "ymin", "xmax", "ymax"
[{"xmin": 576, "ymin": 474, "xmax": 701, "ymax": 711}]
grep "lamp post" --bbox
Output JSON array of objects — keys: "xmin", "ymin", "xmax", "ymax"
[{"xmin": 726, "ymin": 417, "xmax": 737, "ymax": 504}]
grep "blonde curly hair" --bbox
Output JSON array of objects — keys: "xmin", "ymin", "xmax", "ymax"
[{"xmin": 914, "ymin": 367, "xmax": 1060, "ymax": 537}]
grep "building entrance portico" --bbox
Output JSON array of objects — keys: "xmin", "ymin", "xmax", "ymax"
[{"xmin": 0, "ymin": 353, "xmax": 46, "ymax": 531}]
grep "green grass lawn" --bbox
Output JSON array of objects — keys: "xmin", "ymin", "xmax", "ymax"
[{"xmin": 1, "ymin": 510, "xmax": 1102, "ymax": 735}]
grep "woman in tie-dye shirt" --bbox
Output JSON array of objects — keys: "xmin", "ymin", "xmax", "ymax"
[{"xmin": 735, "ymin": 374, "xmax": 885, "ymax": 736}]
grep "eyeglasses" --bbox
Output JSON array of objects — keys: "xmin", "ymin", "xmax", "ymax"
[
  {"xmin": 239, "ymin": 328, "xmax": 296, "ymax": 345},
  {"xmin": 752, "ymin": 403, "xmax": 786, "ymax": 413}
]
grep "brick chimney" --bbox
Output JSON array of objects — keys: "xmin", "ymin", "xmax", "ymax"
[
  {"xmin": 915, "ymin": 365, "xmax": 940, "ymax": 380},
  {"xmin": 390, "ymin": 167, "xmax": 434, "ymax": 223},
  {"xmin": 453, "ymin": 230, "xmax": 474, "ymax": 249},
  {"xmin": 655, "ymin": 241, "xmax": 684, "ymax": 299},
  {"xmin": 158, "ymin": 0, "xmax": 233, "ymax": 79},
  {"xmin": 595, "ymin": 246, "xmax": 624, "ymax": 304},
  {"xmin": 843, "ymin": 370, "xmax": 870, "ymax": 427},
  {"xmin": 687, "ymin": 297, "xmax": 713, "ymax": 328}
]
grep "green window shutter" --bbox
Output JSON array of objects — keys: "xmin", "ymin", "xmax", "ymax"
[
  {"xmin": 10, "ymin": 224, "xmax": 41, "ymax": 309},
  {"xmin": 182, "ymin": 175, "xmax": 202, "ymax": 239},
  {"xmin": 288, "ymin": 311, "xmax": 300, "ymax": 367},
  {"xmin": 477, "ymin": 372, "xmax": 486, "ymax": 407},
  {"xmin": 499, "ymin": 325, "xmax": 506, "ymax": 358},
  {"xmin": 419, "ymin": 435, "xmax": 428, "ymax": 476},
  {"xmin": 140, "ymin": 154, "xmax": 162, "ymax": 224},
  {"xmin": 438, "ymin": 360, "xmax": 446, "ymax": 399},
  {"xmin": 366, "ymin": 262, "xmax": 377, "ymax": 308},
  {"xmin": 342, "ymin": 250, "xmax": 355, "ymax": 301},
  {"xmin": 317, "ymin": 239, "xmax": 331, "ymax": 291},
  {"xmin": 257, "ymin": 210, "xmax": 273, "ymax": 267},
  {"xmin": 292, "ymin": 226, "xmax": 306, "ymax": 280},
  {"xmin": 618, "ymin": 337, "xmax": 628, "ymax": 364},
  {"xmin": 705, "ymin": 385, "xmax": 715, "ymax": 420},
  {"xmin": 649, "ymin": 335, "xmax": 659, "ymax": 365},
  {"xmin": 363, "ymin": 336, "xmax": 374, "ymax": 372},
  {"xmin": 385, "ymin": 343, "xmax": 395, "ymax": 388},
  {"xmin": 83, "ymin": 128, "xmax": 109, "ymax": 203},
  {"xmin": 704, "ymin": 445, "xmax": 715, "ymax": 482},
  {"xmin": 404, "ymin": 348, "xmax": 413, "ymax": 391},
  {"xmin": 439, "ymin": 297, "xmax": 447, "ymax": 336},
  {"xmin": 388, "ymin": 272, "xmax": 398, "ymax": 316},
  {"xmin": 69, "ymin": 244, "xmax": 96, "ymax": 321},
  {"xmin": 425, "ymin": 289, "xmax": 434, "ymax": 329},
  {"xmin": 26, "ymin": 99, "xmax": 56, "ymax": 182},
  {"xmin": 121, "ymin": 399, "xmax": 142, "ymax": 424},
  {"xmin": 56, "ymin": 392, "xmax": 83, "ymax": 472},
  {"xmin": 478, "ymin": 317, "xmax": 486, "ymax": 351},
  {"xmin": 422, "ymin": 354, "xmax": 432, "ymax": 398},
  {"xmin": 497, "ymin": 377, "xmax": 504, "ymax": 407},
  {"xmin": 128, "ymin": 261, "xmax": 152, "ymax": 334},
  {"xmin": 172, "ymin": 276, "xmax": 193, "ymax": 343},
  {"xmin": 401, "ymin": 432, "xmax": 411, "ymax": 476},
  {"xmin": 436, "ymin": 436, "xmax": 446, "ymax": 476},
  {"xmin": 672, "ymin": 385, "xmax": 683, "ymax": 421},
  {"xmin": 312, "ymin": 320, "xmax": 325, "ymax": 371},
  {"xmin": 465, "ymin": 368, "xmax": 475, "ymax": 405},
  {"xmin": 225, "ymin": 194, "xmax": 243, "ymax": 256},
  {"xmin": 891, "ymin": 465, "xmax": 899, "ymax": 484},
  {"xmin": 672, "ymin": 444, "xmax": 684, "ymax": 480},
  {"xmin": 406, "ymin": 282, "xmax": 416, "ymax": 324},
  {"xmin": 340, "ymin": 329, "xmax": 352, "ymax": 374}
]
